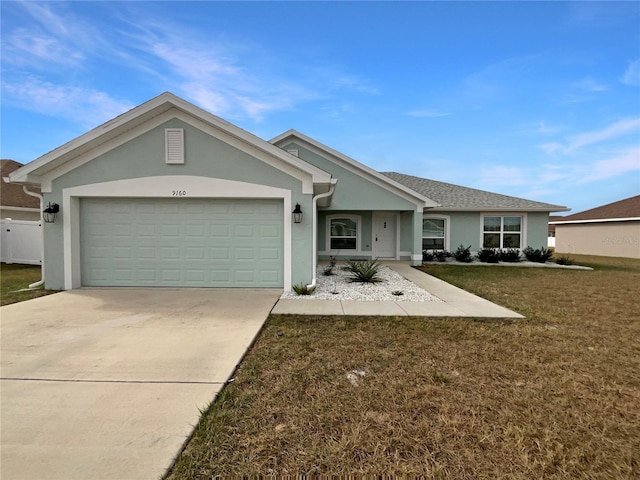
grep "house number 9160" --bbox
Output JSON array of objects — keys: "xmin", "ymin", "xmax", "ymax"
[{"xmin": 172, "ymin": 190, "xmax": 187, "ymax": 196}]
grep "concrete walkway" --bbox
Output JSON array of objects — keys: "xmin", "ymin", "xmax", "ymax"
[{"xmin": 272, "ymin": 262, "xmax": 524, "ymax": 318}]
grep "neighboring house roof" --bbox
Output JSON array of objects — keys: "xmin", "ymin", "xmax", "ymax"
[
  {"xmin": 382, "ymin": 172, "xmax": 568, "ymax": 212},
  {"xmin": 8, "ymin": 92, "xmax": 333, "ymax": 194},
  {"xmin": 1, "ymin": 159, "xmax": 40, "ymax": 209},
  {"xmin": 550, "ymin": 195, "xmax": 640, "ymax": 224}
]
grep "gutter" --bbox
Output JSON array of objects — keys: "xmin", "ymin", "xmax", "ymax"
[
  {"xmin": 21, "ymin": 186, "xmax": 45, "ymax": 289},
  {"xmin": 306, "ymin": 180, "xmax": 337, "ymax": 290}
]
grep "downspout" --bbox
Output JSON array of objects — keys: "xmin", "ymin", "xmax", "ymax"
[
  {"xmin": 306, "ymin": 180, "xmax": 336, "ymax": 290},
  {"xmin": 22, "ymin": 186, "xmax": 45, "ymax": 289}
]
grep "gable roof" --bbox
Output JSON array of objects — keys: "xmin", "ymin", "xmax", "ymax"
[
  {"xmin": 7, "ymin": 92, "xmax": 332, "ymax": 193},
  {"xmin": 551, "ymin": 195, "xmax": 640, "ymax": 224},
  {"xmin": 1, "ymin": 160, "xmax": 40, "ymax": 209},
  {"xmin": 271, "ymin": 129, "xmax": 439, "ymax": 208},
  {"xmin": 383, "ymin": 172, "xmax": 569, "ymax": 212}
]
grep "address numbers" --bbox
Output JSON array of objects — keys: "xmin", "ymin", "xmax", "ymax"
[{"xmin": 172, "ymin": 190, "xmax": 187, "ymax": 196}]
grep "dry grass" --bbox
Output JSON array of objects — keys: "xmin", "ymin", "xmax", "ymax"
[
  {"xmin": 167, "ymin": 254, "xmax": 640, "ymax": 478},
  {"xmin": 0, "ymin": 263, "xmax": 58, "ymax": 306}
]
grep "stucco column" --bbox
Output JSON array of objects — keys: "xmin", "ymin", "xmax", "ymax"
[{"xmin": 412, "ymin": 207, "xmax": 424, "ymax": 265}]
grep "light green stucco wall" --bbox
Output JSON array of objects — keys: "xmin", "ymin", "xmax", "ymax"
[
  {"xmin": 527, "ymin": 212, "xmax": 550, "ymax": 249},
  {"xmin": 426, "ymin": 211, "xmax": 552, "ymax": 253},
  {"xmin": 44, "ymin": 119, "xmax": 314, "ymax": 289},
  {"xmin": 283, "ymin": 142, "xmax": 417, "ymax": 211}
]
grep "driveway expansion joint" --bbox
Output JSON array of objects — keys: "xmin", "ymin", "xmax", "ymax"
[{"xmin": 1, "ymin": 376, "xmax": 225, "ymax": 385}]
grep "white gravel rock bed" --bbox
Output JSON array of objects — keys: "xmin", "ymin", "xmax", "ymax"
[{"xmin": 281, "ymin": 265, "xmax": 443, "ymax": 302}]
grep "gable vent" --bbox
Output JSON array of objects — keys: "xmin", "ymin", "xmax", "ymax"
[
  {"xmin": 287, "ymin": 149, "xmax": 299, "ymax": 157},
  {"xmin": 165, "ymin": 128, "xmax": 184, "ymax": 164}
]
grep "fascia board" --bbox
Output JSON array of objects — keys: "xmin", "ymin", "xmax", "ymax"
[
  {"xmin": 429, "ymin": 206, "xmax": 571, "ymax": 212},
  {"xmin": 9, "ymin": 93, "xmax": 177, "ymax": 183},
  {"xmin": 8, "ymin": 93, "xmax": 332, "ymax": 189},
  {"xmin": 270, "ymin": 130, "xmax": 438, "ymax": 208},
  {"xmin": 551, "ymin": 217, "xmax": 640, "ymax": 225}
]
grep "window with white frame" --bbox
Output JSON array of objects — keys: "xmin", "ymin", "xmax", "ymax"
[
  {"xmin": 329, "ymin": 216, "xmax": 359, "ymax": 250},
  {"xmin": 483, "ymin": 215, "xmax": 522, "ymax": 248},
  {"xmin": 423, "ymin": 217, "xmax": 446, "ymax": 250}
]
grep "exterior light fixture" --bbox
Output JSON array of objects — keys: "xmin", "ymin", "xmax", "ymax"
[
  {"xmin": 292, "ymin": 203, "xmax": 303, "ymax": 223},
  {"xmin": 43, "ymin": 202, "xmax": 60, "ymax": 223}
]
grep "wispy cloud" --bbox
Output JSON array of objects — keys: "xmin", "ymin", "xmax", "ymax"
[
  {"xmin": 2, "ymin": 77, "xmax": 134, "ymax": 128},
  {"xmin": 574, "ymin": 77, "xmax": 608, "ymax": 92},
  {"xmin": 538, "ymin": 117, "xmax": 640, "ymax": 154},
  {"xmin": 405, "ymin": 110, "xmax": 453, "ymax": 118},
  {"xmin": 529, "ymin": 118, "xmax": 640, "ymax": 189},
  {"xmin": 3, "ymin": 2, "xmax": 378, "ymax": 124},
  {"xmin": 2, "ymin": 2, "xmax": 102, "ymax": 69},
  {"xmin": 478, "ymin": 166, "xmax": 530, "ymax": 187},
  {"xmin": 577, "ymin": 147, "xmax": 640, "ymax": 183},
  {"xmin": 622, "ymin": 59, "xmax": 640, "ymax": 86},
  {"xmin": 566, "ymin": 117, "xmax": 640, "ymax": 151}
]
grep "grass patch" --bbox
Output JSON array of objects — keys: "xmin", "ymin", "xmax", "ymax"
[
  {"xmin": 0, "ymin": 263, "xmax": 59, "ymax": 306},
  {"xmin": 167, "ymin": 254, "xmax": 640, "ymax": 478}
]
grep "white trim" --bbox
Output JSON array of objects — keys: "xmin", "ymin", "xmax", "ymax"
[
  {"xmin": 62, "ymin": 176, "xmax": 292, "ymax": 291},
  {"xmin": 36, "ymin": 109, "xmax": 320, "ymax": 194},
  {"xmin": 325, "ymin": 213, "xmax": 362, "ymax": 254},
  {"xmin": 551, "ymin": 217, "xmax": 640, "ymax": 225},
  {"xmin": 271, "ymin": 130, "xmax": 438, "ymax": 208},
  {"xmin": 372, "ymin": 212, "xmax": 399, "ymax": 259},
  {"xmin": 480, "ymin": 213, "xmax": 528, "ymax": 249},
  {"xmin": 422, "ymin": 214, "xmax": 450, "ymax": 251},
  {"xmin": 9, "ymin": 93, "xmax": 332, "ymax": 190}
]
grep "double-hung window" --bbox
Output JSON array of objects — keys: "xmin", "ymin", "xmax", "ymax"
[
  {"xmin": 423, "ymin": 218, "xmax": 446, "ymax": 250},
  {"xmin": 329, "ymin": 216, "xmax": 358, "ymax": 250},
  {"xmin": 483, "ymin": 216, "xmax": 522, "ymax": 248}
]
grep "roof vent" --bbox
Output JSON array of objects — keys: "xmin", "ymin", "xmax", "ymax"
[{"xmin": 165, "ymin": 128, "xmax": 184, "ymax": 164}]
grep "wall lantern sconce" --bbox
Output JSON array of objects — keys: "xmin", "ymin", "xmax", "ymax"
[
  {"xmin": 43, "ymin": 202, "xmax": 60, "ymax": 223},
  {"xmin": 292, "ymin": 203, "xmax": 303, "ymax": 224}
]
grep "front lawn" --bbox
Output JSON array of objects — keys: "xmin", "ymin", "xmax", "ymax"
[
  {"xmin": 0, "ymin": 263, "xmax": 59, "ymax": 306},
  {"xmin": 167, "ymin": 254, "xmax": 640, "ymax": 478}
]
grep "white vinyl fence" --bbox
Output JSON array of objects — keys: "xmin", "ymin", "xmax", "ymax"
[{"xmin": 0, "ymin": 218, "xmax": 43, "ymax": 265}]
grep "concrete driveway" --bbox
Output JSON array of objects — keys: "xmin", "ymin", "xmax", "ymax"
[{"xmin": 0, "ymin": 288, "xmax": 281, "ymax": 480}]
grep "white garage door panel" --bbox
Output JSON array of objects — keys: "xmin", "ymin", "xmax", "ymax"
[{"xmin": 80, "ymin": 198, "xmax": 284, "ymax": 287}]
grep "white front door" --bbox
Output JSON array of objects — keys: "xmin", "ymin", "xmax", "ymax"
[{"xmin": 373, "ymin": 212, "xmax": 396, "ymax": 259}]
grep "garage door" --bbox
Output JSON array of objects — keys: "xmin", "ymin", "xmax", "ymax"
[{"xmin": 80, "ymin": 198, "xmax": 284, "ymax": 287}]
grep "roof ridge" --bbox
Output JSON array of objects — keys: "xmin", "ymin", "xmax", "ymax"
[{"xmin": 382, "ymin": 171, "xmax": 568, "ymax": 211}]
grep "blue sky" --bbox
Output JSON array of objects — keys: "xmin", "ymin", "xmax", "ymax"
[{"xmin": 2, "ymin": 1, "xmax": 639, "ymax": 214}]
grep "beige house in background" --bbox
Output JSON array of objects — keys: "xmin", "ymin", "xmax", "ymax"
[{"xmin": 551, "ymin": 195, "xmax": 640, "ymax": 259}]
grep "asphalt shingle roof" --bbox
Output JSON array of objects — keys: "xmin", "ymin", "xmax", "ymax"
[
  {"xmin": 382, "ymin": 172, "xmax": 567, "ymax": 211},
  {"xmin": 1, "ymin": 160, "xmax": 41, "ymax": 209},
  {"xmin": 553, "ymin": 195, "xmax": 639, "ymax": 222}
]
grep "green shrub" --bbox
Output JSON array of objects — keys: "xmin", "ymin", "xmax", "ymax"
[
  {"xmin": 499, "ymin": 248, "xmax": 521, "ymax": 262},
  {"xmin": 292, "ymin": 283, "xmax": 316, "ymax": 295},
  {"xmin": 422, "ymin": 250, "xmax": 435, "ymax": 262},
  {"xmin": 345, "ymin": 259, "xmax": 384, "ymax": 283},
  {"xmin": 523, "ymin": 246, "xmax": 553, "ymax": 263},
  {"xmin": 477, "ymin": 248, "xmax": 500, "ymax": 263},
  {"xmin": 453, "ymin": 245, "xmax": 473, "ymax": 263},
  {"xmin": 555, "ymin": 255, "xmax": 574, "ymax": 266},
  {"xmin": 434, "ymin": 250, "xmax": 451, "ymax": 262}
]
